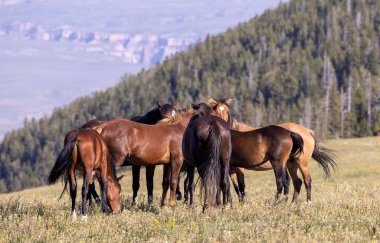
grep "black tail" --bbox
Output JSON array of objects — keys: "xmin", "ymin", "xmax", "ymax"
[
  {"xmin": 48, "ymin": 137, "xmax": 77, "ymax": 198},
  {"xmin": 290, "ymin": 132, "xmax": 304, "ymax": 157},
  {"xmin": 197, "ymin": 121, "xmax": 222, "ymax": 209},
  {"xmin": 311, "ymin": 133, "xmax": 338, "ymax": 178}
]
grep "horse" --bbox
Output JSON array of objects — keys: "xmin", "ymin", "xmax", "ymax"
[
  {"xmin": 48, "ymin": 128, "xmax": 121, "ymax": 220},
  {"xmin": 182, "ymin": 103, "xmax": 232, "ymax": 211},
  {"xmin": 190, "ymin": 102, "xmax": 305, "ymax": 203},
  {"xmin": 81, "ymin": 101, "xmax": 178, "ymax": 205},
  {"xmin": 129, "ymin": 101, "xmax": 178, "ymax": 204},
  {"xmin": 208, "ymin": 97, "xmax": 338, "ymax": 202},
  {"xmin": 92, "ymin": 109, "xmax": 196, "ymax": 207}
]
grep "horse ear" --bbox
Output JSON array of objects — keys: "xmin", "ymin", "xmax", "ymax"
[
  {"xmin": 117, "ymin": 175, "xmax": 125, "ymax": 182},
  {"xmin": 223, "ymin": 97, "xmax": 234, "ymax": 105},
  {"xmin": 191, "ymin": 103, "xmax": 198, "ymax": 109},
  {"xmin": 157, "ymin": 101, "xmax": 163, "ymax": 109},
  {"xmin": 172, "ymin": 100, "xmax": 178, "ymax": 109},
  {"xmin": 207, "ymin": 97, "xmax": 218, "ymax": 106}
]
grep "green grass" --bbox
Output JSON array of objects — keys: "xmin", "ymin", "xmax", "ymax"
[{"xmin": 0, "ymin": 137, "xmax": 380, "ymax": 242}]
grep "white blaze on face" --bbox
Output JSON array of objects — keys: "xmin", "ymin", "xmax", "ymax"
[
  {"xmin": 219, "ymin": 106, "xmax": 225, "ymax": 111},
  {"xmin": 172, "ymin": 110, "xmax": 176, "ymax": 117}
]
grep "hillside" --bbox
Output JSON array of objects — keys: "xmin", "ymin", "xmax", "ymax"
[
  {"xmin": 1, "ymin": 0, "xmax": 380, "ymax": 193},
  {"xmin": 0, "ymin": 137, "xmax": 379, "ymax": 241}
]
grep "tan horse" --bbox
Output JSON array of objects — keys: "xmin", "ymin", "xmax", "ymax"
[
  {"xmin": 208, "ymin": 97, "xmax": 337, "ymax": 202},
  {"xmin": 92, "ymin": 110, "xmax": 196, "ymax": 207}
]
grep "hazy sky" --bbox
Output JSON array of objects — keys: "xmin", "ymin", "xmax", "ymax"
[{"xmin": 0, "ymin": 0, "xmax": 283, "ymax": 140}]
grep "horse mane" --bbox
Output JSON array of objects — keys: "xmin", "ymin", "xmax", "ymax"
[
  {"xmin": 131, "ymin": 108, "xmax": 161, "ymax": 124},
  {"xmin": 158, "ymin": 108, "xmax": 195, "ymax": 125}
]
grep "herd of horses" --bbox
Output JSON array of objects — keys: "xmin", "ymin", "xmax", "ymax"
[{"xmin": 48, "ymin": 97, "xmax": 338, "ymax": 220}]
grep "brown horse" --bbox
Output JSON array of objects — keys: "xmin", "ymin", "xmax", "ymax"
[
  {"xmin": 189, "ymin": 102, "xmax": 304, "ymax": 202},
  {"xmin": 48, "ymin": 128, "xmax": 121, "ymax": 220},
  {"xmin": 81, "ymin": 101, "xmax": 178, "ymax": 205},
  {"xmin": 92, "ymin": 109, "xmax": 196, "ymax": 207},
  {"xmin": 208, "ymin": 97, "xmax": 337, "ymax": 202},
  {"xmin": 182, "ymin": 103, "xmax": 232, "ymax": 211}
]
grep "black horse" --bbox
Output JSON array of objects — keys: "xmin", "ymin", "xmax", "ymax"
[
  {"xmin": 182, "ymin": 103, "xmax": 232, "ymax": 211},
  {"xmin": 82, "ymin": 101, "xmax": 178, "ymax": 205}
]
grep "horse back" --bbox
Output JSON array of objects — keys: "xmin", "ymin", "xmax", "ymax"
[{"xmin": 96, "ymin": 118, "xmax": 183, "ymax": 166}]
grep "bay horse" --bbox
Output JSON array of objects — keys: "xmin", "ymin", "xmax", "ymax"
[
  {"xmin": 129, "ymin": 101, "xmax": 178, "ymax": 204},
  {"xmin": 92, "ymin": 109, "xmax": 196, "ymax": 207},
  {"xmin": 81, "ymin": 101, "xmax": 178, "ymax": 205},
  {"xmin": 182, "ymin": 103, "xmax": 232, "ymax": 211},
  {"xmin": 48, "ymin": 128, "xmax": 121, "ymax": 220},
  {"xmin": 208, "ymin": 97, "xmax": 337, "ymax": 202},
  {"xmin": 191, "ymin": 102, "xmax": 305, "ymax": 202}
]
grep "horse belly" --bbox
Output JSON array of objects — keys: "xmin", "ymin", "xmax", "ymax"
[
  {"xmin": 127, "ymin": 143, "xmax": 171, "ymax": 166},
  {"xmin": 230, "ymin": 147, "xmax": 268, "ymax": 169}
]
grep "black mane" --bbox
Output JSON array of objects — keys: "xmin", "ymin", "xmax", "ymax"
[{"xmin": 131, "ymin": 108, "xmax": 162, "ymax": 124}]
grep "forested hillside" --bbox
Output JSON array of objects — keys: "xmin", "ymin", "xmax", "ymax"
[{"xmin": 1, "ymin": 0, "xmax": 380, "ymax": 193}]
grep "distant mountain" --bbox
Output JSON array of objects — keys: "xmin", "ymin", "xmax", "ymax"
[{"xmin": 0, "ymin": 21, "xmax": 195, "ymax": 65}]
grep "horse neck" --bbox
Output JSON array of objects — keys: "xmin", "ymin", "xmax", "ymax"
[
  {"xmin": 165, "ymin": 111, "xmax": 194, "ymax": 130},
  {"xmin": 178, "ymin": 112, "xmax": 195, "ymax": 128}
]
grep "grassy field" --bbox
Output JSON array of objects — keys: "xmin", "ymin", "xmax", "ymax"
[{"xmin": 0, "ymin": 137, "xmax": 379, "ymax": 242}]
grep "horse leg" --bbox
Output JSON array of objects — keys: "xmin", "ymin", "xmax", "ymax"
[
  {"xmin": 229, "ymin": 167, "xmax": 241, "ymax": 200},
  {"xmin": 236, "ymin": 167, "xmax": 246, "ymax": 202},
  {"xmin": 183, "ymin": 172, "xmax": 189, "ymax": 202},
  {"xmin": 186, "ymin": 164, "xmax": 195, "ymax": 206},
  {"xmin": 270, "ymin": 160, "xmax": 286, "ymax": 202},
  {"xmin": 87, "ymin": 182, "xmax": 101, "ymax": 206},
  {"xmin": 298, "ymin": 162, "xmax": 312, "ymax": 202},
  {"xmin": 132, "ymin": 165, "xmax": 141, "ymax": 205},
  {"xmin": 145, "ymin": 165, "xmax": 155, "ymax": 204},
  {"xmin": 176, "ymin": 172, "xmax": 182, "ymax": 201},
  {"xmin": 221, "ymin": 154, "xmax": 231, "ymax": 206},
  {"xmin": 169, "ymin": 158, "xmax": 181, "ymax": 207},
  {"xmin": 87, "ymin": 184, "xmax": 93, "ymax": 206},
  {"xmin": 287, "ymin": 160, "xmax": 302, "ymax": 203},
  {"xmin": 81, "ymin": 171, "xmax": 91, "ymax": 220},
  {"xmin": 67, "ymin": 168, "xmax": 77, "ymax": 220},
  {"xmin": 98, "ymin": 164, "xmax": 110, "ymax": 213},
  {"xmin": 283, "ymin": 169, "xmax": 290, "ymax": 201},
  {"xmin": 160, "ymin": 164, "xmax": 171, "ymax": 207}
]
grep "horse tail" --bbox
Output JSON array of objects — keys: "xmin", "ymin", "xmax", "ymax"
[
  {"xmin": 197, "ymin": 120, "xmax": 222, "ymax": 209},
  {"xmin": 48, "ymin": 135, "xmax": 78, "ymax": 199},
  {"xmin": 290, "ymin": 132, "xmax": 304, "ymax": 157},
  {"xmin": 311, "ymin": 133, "xmax": 338, "ymax": 178}
]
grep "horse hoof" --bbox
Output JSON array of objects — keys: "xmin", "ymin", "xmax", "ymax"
[
  {"xmin": 176, "ymin": 193, "xmax": 182, "ymax": 201},
  {"xmin": 81, "ymin": 215, "xmax": 88, "ymax": 221},
  {"xmin": 148, "ymin": 196, "xmax": 154, "ymax": 205},
  {"xmin": 71, "ymin": 211, "xmax": 77, "ymax": 221}
]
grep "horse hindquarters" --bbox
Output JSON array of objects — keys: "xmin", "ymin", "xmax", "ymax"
[{"xmin": 198, "ymin": 122, "xmax": 222, "ymax": 211}]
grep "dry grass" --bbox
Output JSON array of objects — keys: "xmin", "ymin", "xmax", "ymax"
[{"xmin": 0, "ymin": 137, "xmax": 379, "ymax": 242}]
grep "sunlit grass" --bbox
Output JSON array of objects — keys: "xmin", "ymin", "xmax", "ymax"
[{"xmin": 0, "ymin": 137, "xmax": 379, "ymax": 242}]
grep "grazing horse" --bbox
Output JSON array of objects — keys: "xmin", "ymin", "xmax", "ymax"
[
  {"xmin": 48, "ymin": 128, "xmax": 121, "ymax": 220},
  {"xmin": 182, "ymin": 103, "xmax": 232, "ymax": 211},
  {"xmin": 208, "ymin": 97, "xmax": 338, "ymax": 202},
  {"xmin": 81, "ymin": 101, "xmax": 178, "ymax": 205},
  {"xmin": 92, "ymin": 109, "xmax": 196, "ymax": 207}
]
